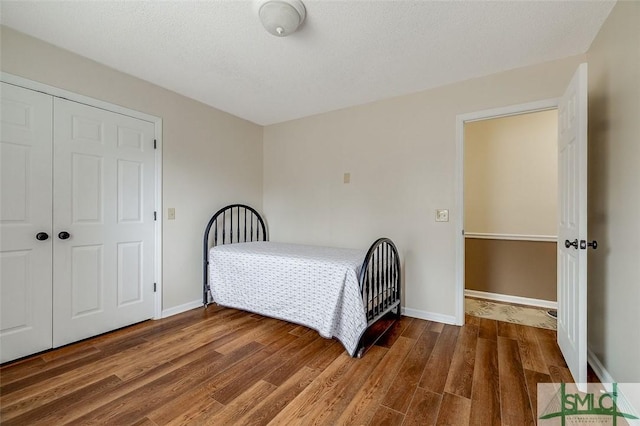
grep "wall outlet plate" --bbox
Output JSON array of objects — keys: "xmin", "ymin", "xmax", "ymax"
[{"xmin": 436, "ymin": 209, "xmax": 449, "ymax": 222}]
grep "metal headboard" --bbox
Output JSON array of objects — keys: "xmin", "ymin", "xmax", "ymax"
[{"xmin": 203, "ymin": 204, "xmax": 267, "ymax": 305}]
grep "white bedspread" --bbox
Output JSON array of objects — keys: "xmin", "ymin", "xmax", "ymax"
[{"xmin": 208, "ymin": 241, "xmax": 368, "ymax": 356}]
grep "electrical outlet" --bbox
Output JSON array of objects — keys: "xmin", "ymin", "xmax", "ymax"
[
  {"xmin": 343, "ymin": 172, "xmax": 351, "ymax": 184},
  {"xmin": 168, "ymin": 208, "xmax": 176, "ymax": 220},
  {"xmin": 435, "ymin": 209, "xmax": 449, "ymax": 222}
]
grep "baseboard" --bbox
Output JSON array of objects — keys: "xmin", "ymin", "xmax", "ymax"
[
  {"xmin": 587, "ymin": 348, "xmax": 640, "ymax": 419},
  {"xmin": 402, "ymin": 307, "xmax": 457, "ymax": 325},
  {"xmin": 465, "ymin": 289, "xmax": 557, "ymax": 310},
  {"xmin": 587, "ymin": 346, "xmax": 614, "ymax": 383},
  {"xmin": 161, "ymin": 299, "xmax": 203, "ymax": 319}
]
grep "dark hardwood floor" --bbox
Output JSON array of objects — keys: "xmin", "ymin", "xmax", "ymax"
[{"xmin": 0, "ymin": 305, "xmax": 594, "ymax": 425}]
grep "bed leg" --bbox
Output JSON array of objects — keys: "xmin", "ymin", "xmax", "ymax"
[{"xmin": 204, "ymin": 285, "xmax": 212, "ymax": 308}]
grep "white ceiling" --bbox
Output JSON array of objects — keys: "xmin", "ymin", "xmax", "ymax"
[{"xmin": 1, "ymin": 1, "xmax": 615, "ymax": 126}]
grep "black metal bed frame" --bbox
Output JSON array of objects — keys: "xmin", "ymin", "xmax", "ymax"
[{"xmin": 203, "ymin": 204, "xmax": 401, "ymax": 357}]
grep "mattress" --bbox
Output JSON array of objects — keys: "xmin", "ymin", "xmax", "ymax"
[{"xmin": 208, "ymin": 241, "xmax": 368, "ymax": 356}]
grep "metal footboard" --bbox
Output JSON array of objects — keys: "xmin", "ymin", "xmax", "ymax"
[
  {"xmin": 354, "ymin": 237, "xmax": 402, "ymax": 357},
  {"xmin": 359, "ymin": 237, "xmax": 401, "ymax": 324}
]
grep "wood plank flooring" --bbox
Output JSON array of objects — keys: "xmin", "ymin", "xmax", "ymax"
[{"xmin": 0, "ymin": 305, "xmax": 595, "ymax": 425}]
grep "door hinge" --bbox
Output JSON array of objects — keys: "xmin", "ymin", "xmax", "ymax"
[
  {"xmin": 153, "ymin": 139, "xmax": 157, "ymax": 149},
  {"xmin": 153, "ymin": 282, "xmax": 157, "ymax": 292},
  {"xmin": 154, "ymin": 211, "xmax": 157, "ymax": 221}
]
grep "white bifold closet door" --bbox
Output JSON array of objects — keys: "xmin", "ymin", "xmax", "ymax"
[
  {"xmin": 0, "ymin": 83, "xmax": 54, "ymax": 362},
  {"xmin": 52, "ymin": 97, "xmax": 156, "ymax": 347},
  {"xmin": 0, "ymin": 83, "xmax": 156, "ymax": 362}
]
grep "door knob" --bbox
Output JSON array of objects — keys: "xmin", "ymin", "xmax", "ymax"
[
  {"xmin": 58, "ymin": 231, "xmax": 71, "ymax": 240},
  {"xmin": 564, "ymin": 239, "xmax": 578, "ymax": 249},
  {"xmin": 36, "ymin": 232, "xmax": 49, "ymax": 241}
]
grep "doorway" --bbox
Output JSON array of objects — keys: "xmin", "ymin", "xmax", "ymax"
[
  {"xmin": 454, "ymin": 64, "xmax": 589, "ymax": 384},
  {"xmin": 463, "ymin": 110, "xmax": 558, "ymax": 327},
  {"xmin": 454, "ymin": 99, "xmax": 559, "ymax": 325}
]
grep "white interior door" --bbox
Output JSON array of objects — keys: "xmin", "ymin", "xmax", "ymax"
[
  {"xmin": 52, "ymin": 98, "xmax": 156, "ymax": 347},
  {"xmin": 0, "ymin": 83, "xmax": 53, "ymax": 363},
  {"xmin": 557, "ymin": 63, "xmax": 588, "ymax": 385}
]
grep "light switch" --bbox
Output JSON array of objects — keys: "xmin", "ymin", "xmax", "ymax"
[
  {"xmin": 343, "ymin": 172, "xmax": 351, "ymax": 184},
  {"xmin": 435, "ymin": 209, "xmax": 449, "ymax": 222},
  {"xmin": 168, "ymin": 208, "xmax": 176, "ymax": 220}
]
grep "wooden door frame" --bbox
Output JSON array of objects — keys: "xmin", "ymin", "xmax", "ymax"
[
  {"xmin": 1, "ymin": 72, "xmax": 164, "ymax": 320},
  {"xmin": 454, "ymin": 98, "xmax": 559, "ymax": 325}
]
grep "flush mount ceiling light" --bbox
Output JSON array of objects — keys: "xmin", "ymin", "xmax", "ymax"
[{"xmin": 257, "ymin": 0, "xmax": 306, "ymax": 37}]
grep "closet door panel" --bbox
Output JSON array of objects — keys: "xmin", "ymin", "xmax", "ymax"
[
  {"xmin": 0, "ymin": 83, "xmax": 53, "ymax": 363},
  {"xmin": 53, "ymin": 98, "xmax": 155, "ymax": 347}
]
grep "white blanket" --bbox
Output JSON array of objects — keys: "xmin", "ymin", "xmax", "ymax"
[{"xmin": 208, "ymin": 241, "xmax": 368, "ymax": 356}]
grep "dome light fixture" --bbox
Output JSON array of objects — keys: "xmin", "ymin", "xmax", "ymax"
[{"xmin": 257, "ymin": 0, "xmax": 306, "ymax": 37}]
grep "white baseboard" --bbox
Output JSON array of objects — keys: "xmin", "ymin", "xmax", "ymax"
[
  {"xmin": 587, "ymin": 346, "xmax": 614, "ymax": 383},
  {"xmin": 465, "ymin": 289, "xmax": 557, "ymax": 310},
  {"xmin": 587, "ymin": 348, "xmax": 640, "ymax": 420},
  {"xmin": 402, "ymin": 307, "xmax": 457, "ymax": 325},
  {"xmin": 161, "ymin": 299, "xmax": 203, "ymax": 319}
]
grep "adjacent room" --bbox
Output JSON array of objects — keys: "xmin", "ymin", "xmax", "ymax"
[
  {"xmin": 464, "ymin": 110, "xmax": 559, "ymax": 330},
  {"xmin": 1, "ymin": 0, "xmax": 638, "ymax": 424}
]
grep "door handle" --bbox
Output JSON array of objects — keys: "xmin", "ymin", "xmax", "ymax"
[
  {"xmin": 580, "ymin": 240, "xmax": 598, "ymax": 250},
  {"xmin": 58, "ymin": 231, "xmax": 71, "ymax": 240},
  {"xmin": 564, "ymin": 239, "xmax": 578, "ymax": 249},
  {"xmin": 36, "ymin": 232, "xmax": 49, "ymax": 241}
]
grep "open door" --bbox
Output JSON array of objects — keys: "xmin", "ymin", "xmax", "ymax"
[{"xmin": 557, "ymin": 63, "xmax": 589, "ymax": 385}]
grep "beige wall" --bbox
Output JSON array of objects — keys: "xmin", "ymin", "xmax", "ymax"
[
  {"xmin": 464, "ymin": 110, "xmax": 558, "ymax": 236},
  {"xmin": 587, "ymin": 1, "xmax": 640, "ymax": 382},
  {"xmin": 0, "ymin": 26, "xmax": 264, "ymax": 311},
  {"xmin": 465, "ymin": 239, "xmax": 557, "ymax": 301},
  {"xmin": 263, "ymin": 54, "xmax": 585, "ymax": 319}
]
